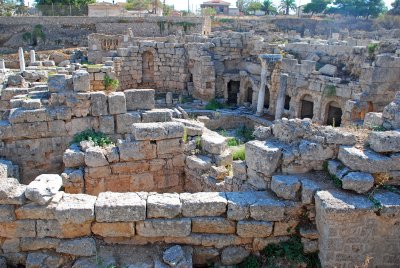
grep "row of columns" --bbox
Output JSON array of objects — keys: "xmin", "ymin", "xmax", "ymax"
[{"xmin": 256, "ymin": 54, "xmax": 288, "ymax": 120}]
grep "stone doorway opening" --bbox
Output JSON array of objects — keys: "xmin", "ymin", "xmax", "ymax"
[
  {"xmin": 142, "ymin": 51, "xmax": 154, "ymax": 83},
  {"xmin": 300, "ymin": 95, "xmax": 314, "ymax": 119},
  {"xmin": 227, "ymin": 80, "xmax": 240, "ymax": 105},
  {"xmin": 284, "ymin": 95, "xmax": 291, "ymax": 110},
  {"xmin": 326, "ymin": 101, "xmax": 342, "ymax": 127},
  {"xmin": 246, "ymin": 85, "xmax": 253, "ymax": 104},
  {"xmin": 264, "ymin": 86, "xmax": 270, "ymax": 109}
]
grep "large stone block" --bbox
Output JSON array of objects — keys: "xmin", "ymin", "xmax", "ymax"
[
  {"xmin": 341, "ymin": 172, "xmax": 374, "ymax": 194},
  {"xmin": 147, "ymin": 193, "xmax": 181, "ymax": 219},
  {"xmin": 20, "ymin": 237, "xmax": 60, "ymax": 251},
  {"xmin": 125, "ymin": 89, "xmax": 155, "ymax": 110},
  {"xmin": 95, "ymin": 192, "xmax": 146, "ymax": 222},
  {"xmin": 192, "ymin": 217, "xmax": 236, "ymax": 234},
  {"xmin": 132, "ymin": 122, "xmax": 184, "ymax": 141},
  {"xmin": 185, "ymin": 155, "xmax": 212, "ymax": 171},
  {"xmin": 0, "ymin": 177, "xmax": 26, "ymax": 205},
  {"xmin": 90, "ymin": 92, "xmax": 108, "ymax": 116},
  {"xmin": 63, "ymin": 146, "xmax": 85, "ymax": 168},
  {"xmin": 0, "ymin": 220, "xmax": 36, "ymax": 238},
  {"xmin": 367, "ymin": 131, "xmax": 400, "ymax": 153},
  {"xmin": 56, "ymin": 238, "xmax": 96, "ymax": 257},
  {"xmin": 136, "ymin": 218, "xmax": 191, "ymax": 237},
  {"xmin": 338, "ymin": 146, "xmax": 399, "ymax": 173},
  {"xmin": 36, "ymin": 220, "xmax": 91, "ymax": 238},
  {"xmin": 116, "ymin": 112, "xmax": 141, "ymax": 134},
  {"xmin": 55, "ymin": 193, "xmax": 97, "ymax": 224},
  {"xmin": 84, "ymin": 147, "xmax": 109, "ymax": 167},
  {"xmin": 108, "ymin": 92, "xmax": 127, "ymax": 115},
  {"xmin": 249, "ymin": 193, "xmax": 287, "ymax": 221},
  {"xmin": 0, "ymin": 159, "xmax": 15, "ymax": 179},
  {"xmin": 245, "ymin": 140, "xmax": 282, "ymax": 176},
  {"xmin": 156, "ymin": 138, "xmax": 183, "ymax": 155},
  {"xmin": 25, "ymin": 174, "xmax": 63, "ymax": 205},
  {"xmin": 91, "ymin": 222, "xmax": 135, "ymax": 237},
  {"xmin": 118, "ymin": 140, "xmax": 156, "ymax": 161},
  {"xmin": 141, "ymin": 109, "xmax": 173, "ymax": 123},
  {"xmin": 73, "ymin": 70, "xmax": 90, "ymax": 92},
  {"xmin": 226, "ymin": 191, "xmax": 268, "ymax": 220},
  {"xmin": 180, "ymin": 192, "xmax": 227, "ymax": 217},
  {"xmin": 221, "ymin": 247, "xmax": 250, "ymax": 265},
  {"xmin": 271, "ymin": 175, "xmax": 301, "ymax": 200},
  {"xmin": 48, "ymin": 74, "xmax": 67, "ymax": 93},
  {"xmin": 201, "ymin": 133, "xmax": 226, "ymax": 155},
  {"xmin": 237, "ymin": 220, "xmax": 273, "ymax": 238},
  {"xmin": 298, "ymin": 140, "xmax": 334, "ymax": 161}
]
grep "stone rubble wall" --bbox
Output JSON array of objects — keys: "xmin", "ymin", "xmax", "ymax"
[
  {"xmin": 0, "ymin": 16, "xmax": 209, "ymax": 53},
  {"xmin": 62, "ymin": 122, "xmax": 187, "ymax": 195},
  {"xmin": 0, "ymin": 71, "xmax": 164, "ymax": 183}
]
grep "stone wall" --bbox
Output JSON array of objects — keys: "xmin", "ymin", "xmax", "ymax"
[{"xmin": 0, "ymin": 16, "xmax": 209, "ymax": 53}]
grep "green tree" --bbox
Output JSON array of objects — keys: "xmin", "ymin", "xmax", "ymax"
[
  {"xmin": 22, "ymin": 24, "xmax": 46, "ymax": 46},
  {"xmin": 279, "ymin": 0, "xmax": 297, "ymax": 14},
  {"xmin": 262, "ymin": 0, "xmax": 277, "ymax": 14},
  {"xmin": 247, "ymin": 0, "xmax": 263, "ymax": 14},
  {"xmin": 35, "ymin": 0, "xmax": 95, "ymax": 16},
  {"xmin": 236, "ymin": 0, "xmax": 248, "ymax": 13},
  {"xmin": 0, "ymin": 0, "xmax": 26, "ymax": 16},
  {"xmin": 125, "ymin": 0, "xmax": 162, "ymax": 12},
  {"xmin": 163, "ymin": 4, "xmax": 174, "ymax": 15},
  {"xmin": 201, "ymin": 6, "xmax": 217, "ymax": 16},
  {"xmin": 388, "ymin": 0, "xmax": 400, "ymax": 14},
  {"xmin": 327, "ymin": 0, "xmax": 386, "ymax": 17},
  {"xmin": 303, "ymin": 0, "xmax": 331, "ymax": 15}
]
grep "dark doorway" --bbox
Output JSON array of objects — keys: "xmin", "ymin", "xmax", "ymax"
[
  {"xmin": 284, "ymin": 95, "xmax": 291, "ymax": 110},
  {"xmin": 264, "ymin": 87, "xmax": 270, "ymax": 108},
  {"xmin": 142, "ymin": 51, "xmax": 154, "ymax": 83},
  {"xmin": 228, "ymin": 81, "xmax": 240, "ymax": 105},
  {"xmin": 247, "ymin": 86, "xmax": 253, "ymax": 104},
  {"xmin": 300, "ymin": 95, "xmax": 314, "ymax": 119},
  {"xmin": 327, "ymin": 102, "xmax": 342, "ymax": 127}
]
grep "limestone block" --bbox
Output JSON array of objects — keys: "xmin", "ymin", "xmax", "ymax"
[
  {"xmin": 163, "ymin": 245, "xmax": 192, "ymax": 268},
  {"xmin": 108, "ymin": 92, "xmax": 127, "ymax": 115},
  {"xmin": 301, "ymin": 179, "xmax": 323, "ymax": 204},
  {"xmin": 249, "ymin": 192, "xmax": 287, "ymax": 221},
  {"xmin": 136, "ymin": 218, "xmax": 191, "ymax": 237},
  {"xmin": 367, "ymin": 130, "xmax": 400, "ymax": 153},
  {"xmin": 0, "ymin": 205, "xmax": 15, "ymax": 222},
  {"xmin": 84, "ymin": 147, "xmax": 109, "ymax": 167},
  {"xmin": 185, "ymin": 155, "xmax": 212, "ymax": 172},
  {"xmin": 9, "ymin": 108, "xmax": 51, "ymax": 124},
  {"xmin": 73, "ymin": 70, "xmax": 90, "ymax": 92},
  {"xmin": 209, "ymin": 165, "xmax": 228, "ymax": 180},
  {"xmin": 299, "ymin": 227, "xmax": 319, "ymax": 240},
  {"xmin": 193, "ymin": 247, "xmax": 219, "ymax": 265},
  {"xmin": 226, "ymin": 191, "xmax": 268, "ymax": 220},
  {"xmin": 180, "ymin": 192, "xmax": 227, "ymax": 217},
  {"xmin": 95, "ymin": 192, "xmax": 146, "ymax": 222},
  {"xmin": 214, "ymin": 150, "xmax": 233, "ymax": 166},
  {"xmin": 271, "ymin": 175, "xmax": 301, "ymax": 200},
  {"xmin": 338, "ymin": 146, "xmax": 399, "ymax": 173},
  {"xmin": 132, "ymin": 122, "xmax": 184, "ymax": 141},
  {"xmin": 341, "ymin": 172, "xmax": 374, "ymax": 194},
  {"xmin": 245, "ymin": 140, "xmax": 282, "ymax": 176},
  {"xmin": 48, "ymin": 74, "xmax": 67, "ymax": 93},
  {"xmin": 320, "ymin": 127, "xmax": 357, "ymax": 145},
  {"xmin": 91, "ymin": 222, "xmax": 135, "ymax": 237},
  {"xmin": 0, "ymin": 177, "xmax": 27, "ymax": 205},
  {"xmin": 237, "ymin": 220, "xmax": 273, "ymax": 238},
  {"xmin": 14, "ymin": 193, "xmax": 62, "ymax": 220},
  {"xmin": 21, "ymin": 98, "xmax": 42, "ymax": 110},
  {"xmin": 141, "ymin": 109, "xmax": 173, "ymax": 123},
  {"xmin": 201, "ymin": 133, "xmax": 226, "ymax": 155},
  {"xmin": 55, "ymin": 193, "xmax": 97, "ymax": 224},
  {"xmin": 36, "ymin": 220, "xmax": 91, "ymax": 238},
  {"xmin": 116, "ymin": 112, "xmax": 141, "ymax": 134},
  {"xmin": 319, "ymin": 64, "xmax": 337, "ymax": 76},
  {"xmin": 232, "ymin": 160, "xmax": 247, "ymax": 180},
  {"xmin": 63, "ymin": 146, "xmax": 85, "ymax": 168},
  {"xmin": 301, "ymin": 238, "xmax": 318, "ymax": 253},
  {"xmin": 26, "ymin": 252, "xmax": 65, "ymax": 268},
  {"xmin": 0, "ymin": 220, "xmax": 36, "ymax": 238},
  {"xmin": 0, "ymin": 159, "xmax": 15, "ymax": 179},
  {"xmin": 20, "ymin": 237, "xmax": 60, "ymax": 251},
  {"xmin": 156, "ymin": 138, "xmax": 183, "ymax": 155},
  {"xmin": 147, "ymin": 193, "xmax": 181, "ymax": 219},
  {"xmin": 99, "ymin": 115, "xmax": 115, "ymax": 134},
  {"xmin": 125, "ymin": 89, "xmax": 155, "ymax": 110},
  {"xmin": 90, "ymin": 92, "xmax": 108, "ymax": 116},
  {"xmin": 253, "ymin": 126, "xmax": 273, "ymax": 140},
  {"xmin": 363, "ymin": 112, "xmax": 383, "ymax": 128},
  {"xmin": 299, "ymin": 140, "xmax": 334, "ymax": 161},
  {"xmin": 56, "ymin": 238, "xmax": 96, "ymax": 257},
  {"xmin": 25, "ymin": 174, "xmax": 63, "ymax": 205},
  {"xmin": 221, "ymin": 247, "xmax": 250, "ymax": 265},
  {"xmin": 118, "ymin": 140, "xmax": 156, "ymax": 161},
  {"xmin": 192, "ymin": 217, "xmax": 236, "ymax": 234}
]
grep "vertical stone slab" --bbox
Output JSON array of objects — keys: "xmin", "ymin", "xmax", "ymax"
[
  {"xmin": 18, "ymin": 47, "xmax": 25, "ymax": 72},
  {"xmin": 30, "ymin": 50, "xmax": 36, "ymax": 63},
  {"xmin": 275, "ymin": 73, "xmax": 288, "ymax": 120},
  {"xmin": 0, "ymin": 59, "xmax": 5, "ymax": 72}
]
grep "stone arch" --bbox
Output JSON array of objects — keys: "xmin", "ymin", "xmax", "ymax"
[
  {"xmin": 300, "ymin": 94, "xmax": 314, "ymax": 119},
  {"xmin": 325, "ymin": 101, "xmax": 343, "ymax": 127},
  {"xmin": 142, "ymin": 51, "xmax": 154, "ymax": 83}
]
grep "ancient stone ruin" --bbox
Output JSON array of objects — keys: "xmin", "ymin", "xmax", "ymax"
[{"xmin": 0, "ymin": 15, "xmax": 399, "ymax": 268}]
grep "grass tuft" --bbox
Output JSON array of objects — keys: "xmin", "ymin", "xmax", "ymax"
[
  {"xmin": 232, "ymin": 145, "xmax": 245, "ymax": 161},
  {"xmin": 72, "ymin": 129, "xmax": 114, "ymax": 147}
]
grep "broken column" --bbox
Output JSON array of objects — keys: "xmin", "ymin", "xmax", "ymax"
[
  {"xmin": 275, "ymin": 73, "xmax": 289, "ymax": 120},
  {"xmin": 18, "ymin": 47, "xmax": 25, "ymax": 72},
  {"xmin": 256, "ymin": 54, "xmax": 282, "ymax": 116},
  {"xmin": 30, "ymin": 50, "xmax": 36, "ymax": 63}
]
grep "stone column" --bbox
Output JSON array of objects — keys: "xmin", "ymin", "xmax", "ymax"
[
  {"xmin": 256, "ymin": 54, "xmax": 282, "ymax": 116},
  {"xmin": 18, "ymin": 47, "xmax": 25, "ymax": 72},
  {"xmin": 166, "ymin": 92, "xmax": 173, "ymax": 106},
  {"xmin": 30, "ymin": 50, "xmax": 36, "ymax": 63},
  {"xmin": 275, "ymin": 73, "xmax": 289, "ymax": 120},
  {"xmin": 0, "ymin": 59, "xmax": 5, "ymax": 72}
]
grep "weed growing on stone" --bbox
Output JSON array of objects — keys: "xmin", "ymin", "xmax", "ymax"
[
  {"xmin": 182, "ymin": 127, "xmax": 188, "ymax": 143},
  {"xmin": 195, "ymin": 136, "xmax": 202, "ymax": 151},
  {"xmin": 370, "ymin": 125, "xmax": 385, "ymax": 131},
  {"xmin": 204, "ymin": 99, "xmax": 227, "ymax": 110},
  {"xmin": 227, "ymin": 137, "xmax": 241, "ymax": 147},
  {"xmin": 104, "ymin": 74, "xmax": 119, "ymax": 92},
  {"xmin": 236, "ymin": 125, "xmax": 255, "ymax": 142},
  {"xmin": 72, "ymin": 129, "xmax": 114, "ymax": 147},
  {"xmin": 232, "ymin": 145, "xmax": 245, "ymax": 161},
  {"xmin": 367, "ymin": 43, "xmax": 378, "ymax": 55}
]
